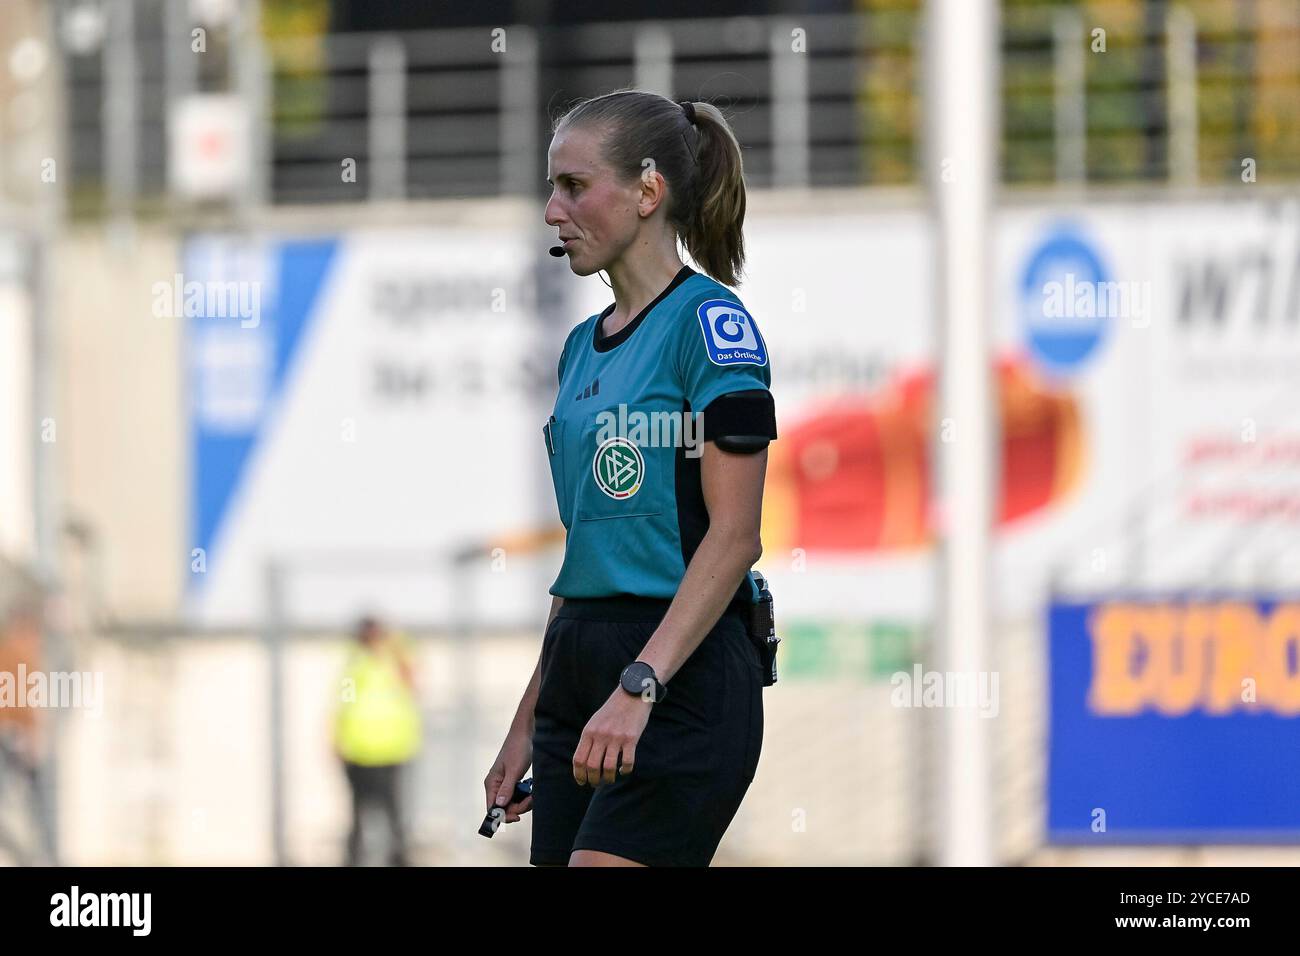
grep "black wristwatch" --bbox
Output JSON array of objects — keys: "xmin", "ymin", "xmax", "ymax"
[{"xmin": 619, "ymin": 661, "xmax": 667, "ymax": 703}]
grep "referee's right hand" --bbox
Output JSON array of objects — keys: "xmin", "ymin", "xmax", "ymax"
[{"xmin": 484, "ymin": 728, "xmax": 534, "ymax": 823}]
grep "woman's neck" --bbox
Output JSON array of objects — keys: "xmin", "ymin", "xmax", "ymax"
[{"xmin": 602, "ymin": 249, "xmax": 686, "ymax": 336}]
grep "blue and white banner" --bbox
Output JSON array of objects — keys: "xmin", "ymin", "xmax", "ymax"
[
  {"xmin": 178, "ymin": 200, "xmax": 1300, "ymax": 631},
  {"xmin": 182, "ymin": 230, "xmax": 552, "ymax": 626}
]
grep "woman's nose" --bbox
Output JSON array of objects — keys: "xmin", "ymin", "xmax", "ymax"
[{"xmin": 544, "ymin": 193, "xmax": 564, "ymax": 226}]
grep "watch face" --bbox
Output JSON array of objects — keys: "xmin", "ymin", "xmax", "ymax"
[{"xmin": 621, "ymin": 662, "xmax": 662, "ymax": 701}]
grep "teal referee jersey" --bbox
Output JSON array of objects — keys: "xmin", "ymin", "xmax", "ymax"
[{"xmin": 543, "ymin": 265, "xmax": 775, "ymax": 602}]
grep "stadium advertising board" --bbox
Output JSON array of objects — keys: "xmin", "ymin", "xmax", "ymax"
[{"xmin": 1048, "ymin": 596, "xmax": 1300, "ymax": 841}]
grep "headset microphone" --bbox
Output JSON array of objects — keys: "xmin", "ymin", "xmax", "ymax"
[{"xmin": 548, "ymin": 245, "xmax": 565, "ymax": 257}]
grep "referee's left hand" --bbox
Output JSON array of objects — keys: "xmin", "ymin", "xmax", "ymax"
[{"xmin": 573, "ymin": 690, "xmax": 652, "ymax": 787}]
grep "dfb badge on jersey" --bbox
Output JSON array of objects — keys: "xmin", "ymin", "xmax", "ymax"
[{"xmin": 695, "ymin": 299, "xmax": 768, "ymax": 367}]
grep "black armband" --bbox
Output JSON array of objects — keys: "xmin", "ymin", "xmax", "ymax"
[{"xmin": 701, "ymin": 389, "xmax": 777, "ymax": 454}]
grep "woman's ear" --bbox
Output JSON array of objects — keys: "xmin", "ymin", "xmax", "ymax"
[{"xmin": 636, "ymin": 167, "xmax": 668, "ymax": 219}]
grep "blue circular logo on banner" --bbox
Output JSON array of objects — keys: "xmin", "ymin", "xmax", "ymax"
[{"xmin": 1020, "ymin": 226, "xmax": 1110, "ymax": 374}]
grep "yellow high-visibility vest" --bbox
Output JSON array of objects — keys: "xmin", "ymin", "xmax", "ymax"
[{"xmin": 333, "ymin": 639, "xmax": 422, "ymax": 766}]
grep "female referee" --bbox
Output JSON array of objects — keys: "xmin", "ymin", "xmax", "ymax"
[{"xmin": 484, "ymin": 90, "xmax": 777, "ymax": 867}]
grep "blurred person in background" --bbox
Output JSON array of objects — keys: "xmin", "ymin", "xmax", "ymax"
[
  {"xmin": 332, "ymin": 614, "xmax": 422, "ymax": 866},
  {"xmin": 0, "ymin": 596, "xmax": 58, "ymax": 865},
  {"xmin": 485, "ymin": 90, "xmax": 776, "ymax": 866}
]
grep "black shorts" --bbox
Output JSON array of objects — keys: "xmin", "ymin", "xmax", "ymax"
[{"xmin": 529, "ymin": 595, "xmax": 764, "ymax": 867}]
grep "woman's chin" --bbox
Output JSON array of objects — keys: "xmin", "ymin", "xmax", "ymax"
[{"xmin": 570, "ymin": 257, "xmax": 603, "ymax": 277}]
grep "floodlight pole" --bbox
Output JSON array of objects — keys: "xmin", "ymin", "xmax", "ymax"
[
  {"xmin": 264, "ymin": 560, "xmax": 288, "ymax": 866},
  {"xmin": 924, "ymin": 0, "xmax": 998, "ymax": 867}
]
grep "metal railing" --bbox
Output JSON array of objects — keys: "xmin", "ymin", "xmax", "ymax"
[
  {"xmin": 48, "ymin": 0, "xmax": 1300, "ymax": 218},
  {"xmin": 1003, "ymin": 0, "xmax": 1300, "ymax": 185}
]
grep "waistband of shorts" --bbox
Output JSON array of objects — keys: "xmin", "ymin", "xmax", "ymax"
[{"xmin": 556, "ymin": 594, "xmax": 749, "ymax": 624}]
